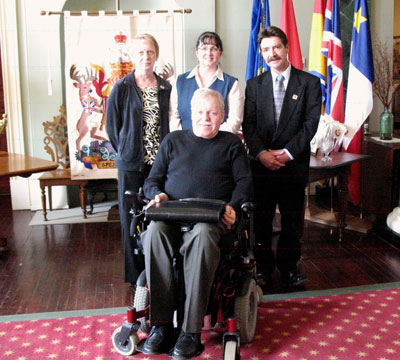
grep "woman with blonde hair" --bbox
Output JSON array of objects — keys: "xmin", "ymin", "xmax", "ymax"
[{"xmin": 106, "ymin": 33, "xmax": 172, "ymax": 286}]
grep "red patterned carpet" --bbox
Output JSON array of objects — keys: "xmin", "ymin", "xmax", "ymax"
[{"xmin": 1, "ymin": 287, "xmax": 400, "ymax": 359}]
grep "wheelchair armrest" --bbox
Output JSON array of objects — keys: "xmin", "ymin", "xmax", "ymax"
[
  {"xmin": 124, "ymin": 188, "xmax": 149, "ymax": 212},
  {"xmin": 145, "ymin": 199, "xmax": 226, "ymax": 223}
]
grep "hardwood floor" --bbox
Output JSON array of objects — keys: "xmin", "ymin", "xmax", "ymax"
[
  {"xmin": 0, "ymin": 194, "xmax": 131, "ymax": 315},
  {"xmin": 1, "ymin": 192, "xmax": 400, "ymax": 316}
]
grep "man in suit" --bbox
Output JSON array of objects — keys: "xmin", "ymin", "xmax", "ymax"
[{"xmin": 243, "ymin": 26, "xmax": 321, "ymax": 286}]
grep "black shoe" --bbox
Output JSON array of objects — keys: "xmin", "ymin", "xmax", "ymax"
[
  {"xmin": 170, "ymin": 331, "xmax": 204, "ymax": 359},
  {"xmin": 136, "ymin": 324, "xmax": 175, "ymax": 355},
  {"xmin": 281, "ymin": 268, "xmax": 309, "ymax": 286}
]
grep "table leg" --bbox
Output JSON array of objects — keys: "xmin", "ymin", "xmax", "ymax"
[
  {"xmin": 48, "ymin": 186, "xmax": 53, "ymax": 211},
  {"xmin": 79, "ymin": 184, "xmax": 87, "ymax": 219},
  {"xmin": 40, "ymin": 185, "xmax": 48, "ymax": 221},
  {"xmin": 337, "ymin": 172, "xmax": 349, "ymax": 241}
]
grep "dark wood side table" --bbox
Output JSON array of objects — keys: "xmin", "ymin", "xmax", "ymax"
[
  {"xmin": 308, "ymin": 152, "xmax": 371, "ymax": 241},
  {"xmin": 362, "ymin": 135, "xmax": 400, "ymax": 223}
]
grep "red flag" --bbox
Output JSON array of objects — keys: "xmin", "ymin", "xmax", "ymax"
[
  {"xmin": 345, "ymin": 130, "xmax": 362, "ymax": 205},
  {"xmin": 280, "ymin": 0, "xmax": 303, "ymax": 69}
]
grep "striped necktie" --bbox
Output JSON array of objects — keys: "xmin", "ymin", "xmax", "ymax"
[{"xmin": 274, "ymin": 74, "xmax": 285, "ymax": 126}]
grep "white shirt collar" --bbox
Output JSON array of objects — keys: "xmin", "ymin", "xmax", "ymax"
[
  {"xmin": 187, "ymin": 65, "xmax": 224, "ymax": 82},
  {"xmin": 271, "ymin": 64, "xmax": 291, "ymax": 84}
]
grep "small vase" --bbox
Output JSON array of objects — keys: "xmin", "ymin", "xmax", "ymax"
[{"xmin": 379, "ymin": 107, "xmax": 394, "ymax": 140}]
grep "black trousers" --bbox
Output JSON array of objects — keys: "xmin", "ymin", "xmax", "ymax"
[
  {"xmin": 117, "ymin": 165, "xmax": 150, "ymax": 284},
  {"xmin": 252, "ymin": 162, "xmax": 306, "ymax": 275}
]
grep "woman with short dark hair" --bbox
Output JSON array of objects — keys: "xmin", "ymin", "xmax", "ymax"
[{"xmin": 170, "ymin": 31, "xmax": 243, "ymax": 134}]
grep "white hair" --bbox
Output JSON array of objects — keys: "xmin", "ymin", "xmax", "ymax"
[{"xmin": 191, "ymin": 89, "xmax": 225, "ymax": 112}]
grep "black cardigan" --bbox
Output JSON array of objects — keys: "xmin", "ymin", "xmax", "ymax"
[{"xmin": 106, "ymin": 71, "xmax": 172, "ymax": 172}]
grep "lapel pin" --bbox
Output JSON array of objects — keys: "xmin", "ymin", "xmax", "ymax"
[{"xmin": 292, "ymin": 94, "xmax": 298, "ymax": 100}]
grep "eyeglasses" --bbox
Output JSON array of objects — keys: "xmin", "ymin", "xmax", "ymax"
[{"xmin": 197, "ymin": 45, "xmax": 220, "ymax": 53}]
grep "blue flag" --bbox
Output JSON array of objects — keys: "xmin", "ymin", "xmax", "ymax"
[
  {"xmin": 343, "ymin": 0, "xmax": 374, "ymax": 148},
  {"xmin": 343, "ymin": 0, "xmax": 374, "ymax": 206},
  {"xmin": 245, "ymin": 0, "xmax": 270, "ymax": 81}
]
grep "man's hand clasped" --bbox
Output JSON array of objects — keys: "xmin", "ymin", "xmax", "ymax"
[{"xmin": 259, "ymin": 149, "xmax": 290, "ymax": 171}]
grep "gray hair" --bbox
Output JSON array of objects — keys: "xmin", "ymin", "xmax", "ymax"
[{"xmin": 191, "ymin": 89, "xmax": 225, "ymax": 112}]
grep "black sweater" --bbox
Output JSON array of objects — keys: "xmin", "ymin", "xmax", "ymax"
[{"xmin": 143, "ymin": 130, "xmax": 253, "ymax": 211}]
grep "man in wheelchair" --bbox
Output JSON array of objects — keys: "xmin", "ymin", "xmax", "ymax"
[{"xmin": 137, "ymin": 89, "xmax": 253, "ymax": 359}]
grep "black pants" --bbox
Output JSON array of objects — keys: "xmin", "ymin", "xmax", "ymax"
[
  {"xmin": 117, "ymin": 165, "xmax": 150, "ymax": 284},
  {"xmin": 253, "ymin": 164, "xmax": 306, "ymax": 275}
]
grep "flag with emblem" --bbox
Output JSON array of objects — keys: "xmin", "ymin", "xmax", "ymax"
[
  {"xmin": 322, "ymin": 0, "xmax": 344, "ymax": 124},
  {"xmin": 343, "ymin": 0, "xmax": 374, "ymax": 148},
  {"xmin": 343, "ymin": 0, "xmax": 374, "ymax": 205},
  {"xmin": 245, "ymin": 0, "xmax": 270, "ymax": 81}
]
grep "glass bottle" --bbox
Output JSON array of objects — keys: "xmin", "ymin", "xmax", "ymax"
[{"xmin": 380, "ymin": 107, "xmax": 394, "ymax": 140}]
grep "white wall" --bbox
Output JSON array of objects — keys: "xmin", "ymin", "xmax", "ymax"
[
  {"xmin": 370, "ymin": 0, "xmax": 394, "ymax": 131},
  {"xmin": 18, "ymin": 0, "xmax": 65, "ymax": 160}
]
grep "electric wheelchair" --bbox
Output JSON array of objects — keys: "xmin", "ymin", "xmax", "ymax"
[{"xmin": 112, "ymin": 190, "xmax": 262, "ymax": 359}]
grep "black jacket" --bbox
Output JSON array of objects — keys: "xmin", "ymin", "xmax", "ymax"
[
  {"xmin": 243, "ymin": 67, "xmax": 321, "ymax": 183},
  {"xmin": 106, "ymin": 71, "xmax": 172, "ymax": 171}
]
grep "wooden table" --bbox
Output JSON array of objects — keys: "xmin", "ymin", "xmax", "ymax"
[
  {"xmin": 0, "ymin": 151, "xmax": 58, "ymax": 250},
  {"xmin": 308, "ymin": 152, "xmax": 371, "ymax": 241},
  {"xmin": 0, "ymin": 151, "xmax": 58, "ymax": 177}
]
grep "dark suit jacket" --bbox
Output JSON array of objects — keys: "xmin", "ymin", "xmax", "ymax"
[{"xmin": 243, "ymin": 67, "xmax": 321, "ymax": 184}]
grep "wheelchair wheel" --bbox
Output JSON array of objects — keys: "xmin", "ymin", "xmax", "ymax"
[
  {"xmin": 133, "ymin": 285, "xmax": 151, "ymax": 334},
  {"xmin": 112, "ymin": 326, "xmax": 139, "ymax": 356},
  {"xmin": 224, "ymin": 340, "xmax": 238, "ymax": 360},
  {"xmin": 234, "ymin": 278, "xmax": 258, "ymax": 343}
]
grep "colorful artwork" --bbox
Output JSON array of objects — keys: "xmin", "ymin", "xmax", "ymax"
[
  {"xmin": 64, "ymin": 14, "xmax": 183, "ymax": 179},
  {"xmin": 69, "ymin": 65, "xmax": 107, "ymax": 158}
]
